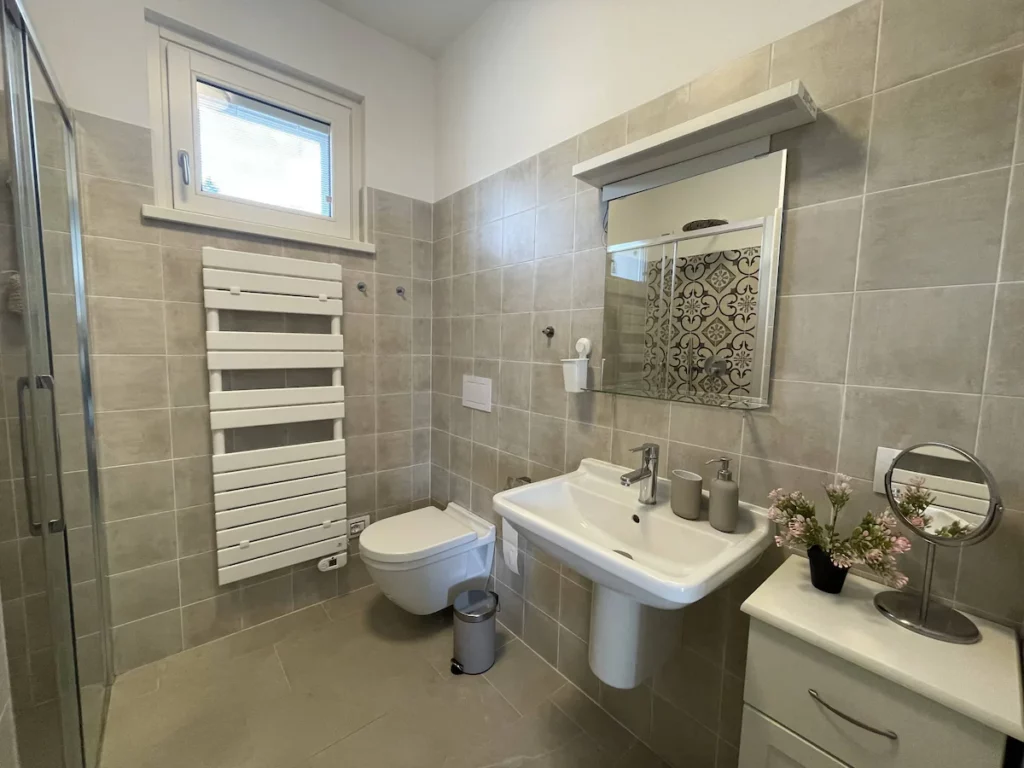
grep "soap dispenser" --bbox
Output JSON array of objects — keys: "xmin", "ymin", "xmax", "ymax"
[{"xmin": 705, "ymin": 457, "xmax": 739, "ymax": 533}]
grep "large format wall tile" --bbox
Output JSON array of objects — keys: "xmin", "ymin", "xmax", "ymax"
[
  {"xmin": 867, "ymin": 51, "xmax": 1022, "ymax": 192},
  {"xmin": 985, "ymin": 283, "xmax": 1024, "ymax": 396},
  {"xmin": 778, "ymin": 197, "xmax": 862, "ymax": 296},
  {"xmin": 875, "ymin": 0, "xmax": 1024, "ymax": 90},
  {"xmin": 837, "ymin": 387, "xmax": 981, "ymax": 480},
  {"xmin": 847, "ymin": 285, "xmax": 994, "ymax": 393},
  {"xmin": 857, "ymin": 169, "xmax": 1008, "ymax": 289},
  {"xmin": 772, "ymin": 98, "xmax": 872, "ymax": 208},
  {"xmin": 773, "ymin": 293, "xmax": 853, "ymax": 384},
  {"xmin": 770, "ymin": 0, "xmax": 880, "ymax": 108}
]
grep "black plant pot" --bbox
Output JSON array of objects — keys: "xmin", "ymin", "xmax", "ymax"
[{"xmin": 807, "ymin": 546, "xmax": 849, "ymax": 594}]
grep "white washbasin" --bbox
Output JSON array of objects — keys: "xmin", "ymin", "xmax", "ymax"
[{"xmin": 493, "ymin": 458, "xmax": 772, "ymax": 688}]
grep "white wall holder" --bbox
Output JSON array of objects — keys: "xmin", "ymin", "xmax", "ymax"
[
  {"xmin": 563, "ymin": 337, "xmax": 592, "ymax": 393},
  {"xmin": 202, "ymin": 247, "xmax": 348, "ymax": 585}
]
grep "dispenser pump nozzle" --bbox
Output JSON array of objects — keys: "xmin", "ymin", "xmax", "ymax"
[{"xmin": 705, "ymin": 456, "xmax": 733, "ymax": 481}]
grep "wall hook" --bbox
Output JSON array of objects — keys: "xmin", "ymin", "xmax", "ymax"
[
  {"xmin": 396, "ymin": 285, "xmax": 406, "ymax": 298},
  {"xmin": 541, "ymin": 326, "xmax": 555, "ymax": 339},
  {"xmin": 356, "ymin": 281, "xmax": 367, "ymax": 294}
]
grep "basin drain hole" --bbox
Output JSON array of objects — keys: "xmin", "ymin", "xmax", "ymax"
[{"xmin": 631, "ymin": 514, "xmax": 640, "ymax": 524}]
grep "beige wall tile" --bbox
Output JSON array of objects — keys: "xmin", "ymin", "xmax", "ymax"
[
  {"xmin": 837, "ymin": 386, "xmax": 981, "ymax": 480},
  {"xmin": 375, "ymin": 274, "xmax": 412, "ymax": 316},
  {"xmin": 377, "ymin": 466, "xmax": 412, "ymax": 508},
  {"xmin": 860, "ymin": 170, "xmax": 1009, "ymax": 290},
  {"xmin": 376, "ymin": 354, "xmax": 411, "ymax": 394},
  {"xmin": 109, "ymin": 561, "xmax": 179, "ymax": 625},
  {"xmin": 471, "ymin": 443, "xmax": 498, "ymax": 490},
  {"xmin": 535, "ymin": 197, "xmax": 574, "ymax": 261},
  {"xmin": 669, "ymin": 402, "xmax": 745, "ymax": 454},
  {"xmin": 875, "ymin": 0, "xmax": 1024, "ymax": 90},
  {"xmin": 1001, "ymin": 165, "xmax": 1024, "ymax": 282},
  {"xmin": 377, "ymin": 430, "xmax": 412, "ymax": 471},
  {"xmin": 474, "ymin": 315, "xmax": 500, "ymax": 358},
  {"xmin": 475, "ymin": 269, "xmax": 502, "ymax": 316},
  {"xmin": 770, "ymin": 0, "xmax": 880, "ymax": 108},
  {"xmin": 412, "ymin": 199, "xmax": 432, "ymax": 242},
  {"xmin": 164, "ymin": 301, "xmax": 206, "ymax": 355},
  {"xmin": 742, "ymin": 380, "xmax": 843, "ymax": 470},
  {"xmin": 773, "ymin": 293, "xmax": 853, "ymax": 384},
  {"xmin": 182, "ymin": 593, "xmax": 242, "ymax": 649},
  {"xmin": 376, "ymin": 315, "xmax": 411, "ymax": 355},
  {"xmin": 538, "ymin": 137, "xmax": 577, "ymax": 205},
  {"xmin": 161, "ymin": 247, "xmax": 203, "ymax": 303},
  {"xmin": 173, "ymin": 456, "xmax": 213, "ymax": 509},
  {"xmin": 503, "ymin": 209, "xmax": 536, "ymax": 264},
  {"xmin": 84, "ymin": 237, "xmax": 162, "ymax": 299},
  {"xmin": 626, "ymin": 86, "xmax": 689, "ymax": 142},
  {"xmin": 688, "ymin": 46, "xmax": 770, "ymax": 117},
  {"xmin": 772, "ymin": 98, "xmax": 872, "ymax": 209},
  {"xmin": 867, "ymin": 50, "xmax": 1022, "ymax": 192},
  {"xmin": 976, "ymin": 395, "xmax": 1024, "ymax": 510},
  {"xmin": 451, "ymin": 273, "xmax": 475, "ymax": 316},
  {"xmin": 847, "ymin": 285, "xmax": 994, "ymax": 393},
  {"xmin": 96, "ymin": 409, "xmax": 171, "ymax": 467},
  {"xmin": 93, "ymin": 355, "xmax": 169, "ymax": 411},
  {"xmin": 373, "ymin": 190, "xmax": 413, "ymax": 237},
  {"xmin": 523, "ymin": 602, "xmax": 558, "ymax": 665},
  {"xmin": 433, "ymin": 196, "xmax": 453, "ymax": 241},
  {"xmin": 573, "ymin": 189, "xmax": 604, "ymax": 251},
  {"xmin": 531, "ymin": 310, "xmax": 571, "ymax": 363},
  {"xmin": 374, "ymin": 232, "xmax": 412, "ymax": 276},
  {"xmin": 572, "ymin": 249, "xmax": 605, "ymax": 310},
  {"xmin": 477, "ymin": 171, "xmax": 505, "ymax": 225},
  {"xmin": 668, "ymin": 442, "xmax": 741, "ymax": 488},
  {"xmin": 241, "ymin": 574, "xmax": 293, "ymax": 628},
  {"xmin": 529, "ymin": 413, "xmax": 566, "ymax": 471},
  {"xmin": 168, "ymin": 356, "xmax": 208, "ymax": 407},
  {"xmin": 504, "ymin": 155, "xmax": 537, "ymax": 216},
  {"xmin": 88, "ymin": 297, "xmax": 165, "ymax": 354},
  {"xmin": 577, "ymin": 116, "xmax": 627, "ymax": 163},
  {"xmin": 176, "ymin": 504, "xmax": 214, "ymax": 556},
  {"xmin": 738, "ymin": 457, "xmax": 831, "ymax": 509},
  {"xmin": 105, "ymin": 511, "xmax": 177, "ymax": 574},
  {"xmin": 77, "ymin": 112, "xmax": 153, "ymax": 186},
  {"xmin": 985, "ymin": 283, "xmax": 1024, "ymax": 397},
  {"xmin": 100, "ymin": 461, "xmax": 175, "ymax": 521},
  {"xmin": 112, "ymin": 609, "xmax": 182, "ymax": 673},
  {"xmin": 956, "ymin": 508, "xmax": 1024, "ymax": 624},
  {"xmin": 81, "ymin": 175, "xmax": 157, "ymax": 243},
  {"xmin": 533, "ymin": 255, "xmax": 573, "ymax": 311},
  {"xmin": 502, "ymin": 263, "xmax": 535, "ymax": 314}
]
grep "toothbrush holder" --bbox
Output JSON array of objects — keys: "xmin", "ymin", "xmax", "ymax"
[{"xmin": 670, "ymin": 470, "xmax": 702, "ymax": 520}]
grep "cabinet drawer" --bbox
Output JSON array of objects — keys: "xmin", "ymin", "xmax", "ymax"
[
  {"xmin": 744, "ymin": 621, "xmax": 1004, "ymax": 768},
  {"xmin": 739, "ymin": 705, "xmax": 848, "ymax": 768}
]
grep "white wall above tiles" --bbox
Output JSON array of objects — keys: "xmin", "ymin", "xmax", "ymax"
[
  {"xmin": 434, "ymin": 0, "xmax": 861, "ymax": 197},
  {"xmin": 23, "ymin": 0, "xmax": 436, "ymax": 201}
]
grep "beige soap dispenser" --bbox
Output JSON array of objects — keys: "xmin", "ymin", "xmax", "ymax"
[{"xmin": 705, "ymin": 457, "xmax": 739, "ymax": 533}]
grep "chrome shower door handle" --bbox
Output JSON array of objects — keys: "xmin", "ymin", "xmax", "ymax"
[
  {"xmin": 36, "ymin": 374, "xmax": 66, "ymax": 533},
  {"xmin": 16, "ymin": 376, "xmax": 42, "ymax": 535},
  {"xmin": 15, "ymin": 375, "xmax": 66, "ymax": 535},
  {"xmin": 178, "ymin": 149, "xmax": 191, "ymax": 186},
  {"xmin": 808, "ymin": 689, "xmax": 898, "ymax": 741}
]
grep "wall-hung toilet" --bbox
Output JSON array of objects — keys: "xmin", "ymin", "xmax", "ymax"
[{"xmin": 359, "ymin": 503, "xmax": 496, "ymax": 615}]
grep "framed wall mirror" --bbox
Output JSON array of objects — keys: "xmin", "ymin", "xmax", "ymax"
[{"xmin": 596, "ymin": 150, "xmax": 786, "ymax": 409}]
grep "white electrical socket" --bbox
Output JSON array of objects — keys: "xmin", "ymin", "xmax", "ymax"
[
  {"xmin": 348, "ymin": 515, "xmax": 370, "ymax": 537},
  {"xmin": 873, "ymin": 447, "xmax": 901, "ymax": 494}
]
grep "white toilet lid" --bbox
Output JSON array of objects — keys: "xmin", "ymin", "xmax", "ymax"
[{"xmin": 359, "ymin": 505, "xmax": 479, "ymax": 563}]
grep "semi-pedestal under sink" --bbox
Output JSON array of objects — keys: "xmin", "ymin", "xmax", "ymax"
[{"xmin": 492, "ymin": 458, "xmax": 771, "ymax": 688}]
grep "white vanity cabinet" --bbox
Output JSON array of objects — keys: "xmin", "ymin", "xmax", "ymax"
[{"xmin": 738, "ymin": 559, "xmax": 1024, "ymax": 768}]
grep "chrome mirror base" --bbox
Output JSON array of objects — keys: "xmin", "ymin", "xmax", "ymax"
[{"xmin": 873, "ymin": 590, "xmax": 980, "ymax": 645}]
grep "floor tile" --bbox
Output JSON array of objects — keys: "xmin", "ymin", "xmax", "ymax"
[{"xmin": 484, "ymin": 638, "xmax": 565, "ymax": 713}]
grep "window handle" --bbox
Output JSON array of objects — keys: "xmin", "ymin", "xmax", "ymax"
[
  {"xmin": 808, "ymin": 689, "xmax": 898, "ymax": 741},
  {"xmin": 178, "ymin": 149, "xmax": 191, "ymax": 186}
]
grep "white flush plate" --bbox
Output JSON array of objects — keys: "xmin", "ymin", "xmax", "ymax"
[{"xmin": 462, "ymin": 375, "xmax": 492, "ymax": 412}]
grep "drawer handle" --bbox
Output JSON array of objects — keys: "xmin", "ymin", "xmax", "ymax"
[{"xmin": 808, "ymin": 689, "xmax": 898, "ymax": 741}]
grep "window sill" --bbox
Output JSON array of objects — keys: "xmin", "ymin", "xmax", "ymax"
[{"xmin": 141, "ymin": 205, "xmax": 376, "ymax": 254}]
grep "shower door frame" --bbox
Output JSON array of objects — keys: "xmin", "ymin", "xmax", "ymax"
[{"xmin": 2, "ymin": 0, "xmax": 112, "ymax": 764}]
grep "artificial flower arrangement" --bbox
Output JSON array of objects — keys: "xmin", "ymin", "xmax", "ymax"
[{"xmin": 767, "ymin": 475, "xmax": 913, "ymax": 594}]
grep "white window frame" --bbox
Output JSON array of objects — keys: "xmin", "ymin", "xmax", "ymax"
[{"xmin": 143, "ymin": 16, "xmax": 373, "ymax": 252}]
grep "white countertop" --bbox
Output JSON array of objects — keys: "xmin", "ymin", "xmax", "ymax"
[{"xmin": 742, "ymin": 557, "xmax": 1024, "ymax": 741}]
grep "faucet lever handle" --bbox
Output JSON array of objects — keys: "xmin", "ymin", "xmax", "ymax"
[{"xmin": 630, "ymin": 442, "xmax": 659, "ymax": 457}]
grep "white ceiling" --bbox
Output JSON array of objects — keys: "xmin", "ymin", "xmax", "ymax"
[{"xmin": 321, "ymin": 0, "xmax": 496, "ymax": 58}]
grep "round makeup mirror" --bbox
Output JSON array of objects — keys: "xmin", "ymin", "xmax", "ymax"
[{"xmin": 874, "ymin": 443, "xmax": 1003, "ymax": 644}]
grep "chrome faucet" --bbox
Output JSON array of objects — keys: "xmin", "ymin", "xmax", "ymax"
[{"xmin": 620, "ymin": 443, "xmax": 660, "ymax": 505}]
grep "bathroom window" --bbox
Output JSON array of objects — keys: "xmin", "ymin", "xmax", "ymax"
[{"xmin": 145, "ymin": 22, "xmax": 367, "ymax": 247}]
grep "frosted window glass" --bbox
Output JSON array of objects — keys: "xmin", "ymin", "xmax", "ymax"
[{"xmin": 196, "ymin": 80, "xmax": 331, "ymax": 217}]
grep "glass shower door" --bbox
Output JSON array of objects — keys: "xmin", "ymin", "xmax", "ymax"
[{"xmin": 2, "ymin": 0, "xmax": 110, "ymax": 766}]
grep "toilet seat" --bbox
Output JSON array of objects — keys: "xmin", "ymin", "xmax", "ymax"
[{"xmin": 359, "ymin": 503, "xmax": 494, "ymax": 570}]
